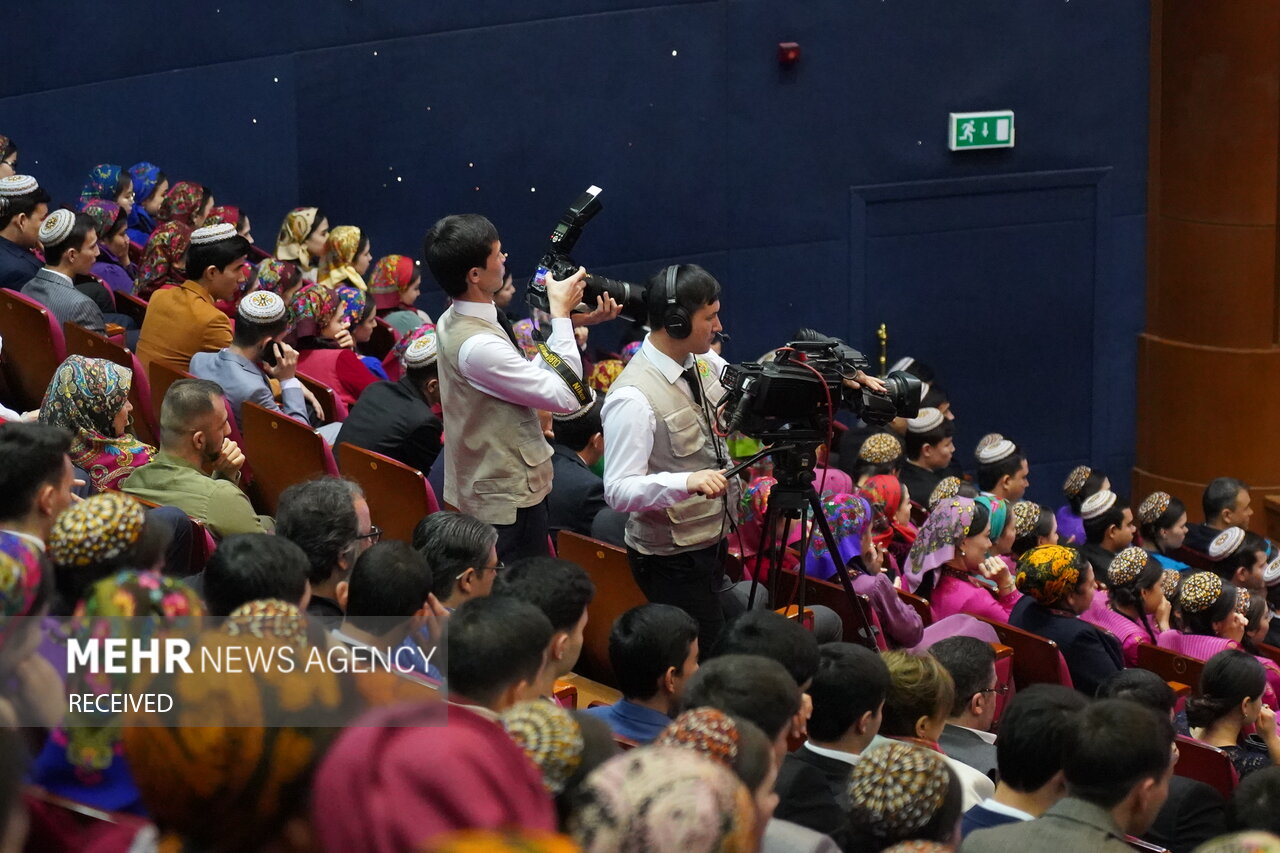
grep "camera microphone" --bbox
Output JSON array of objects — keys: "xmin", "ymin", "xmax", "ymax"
[{"xmin": 723, "ymin": 375, "xmax": 756, "ymax": 435}]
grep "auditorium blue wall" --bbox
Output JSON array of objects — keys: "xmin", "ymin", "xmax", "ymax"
[{"xmin": 3, "ymin": 0, "xmax": 1148, "ymax": 505}]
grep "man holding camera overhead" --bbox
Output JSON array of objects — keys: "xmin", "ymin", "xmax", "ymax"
[
  {"xmin": 424, "ymin": 214, "xmax": 617, "ymax": 562},
  {"xmin": 602, "ymin": 264, "xmax": 745, "ymax": 656}
]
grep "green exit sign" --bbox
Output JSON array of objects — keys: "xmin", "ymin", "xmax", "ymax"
[{"xmin": 949, "ymin": 110, "xmax": 1015, "ymax": 150}]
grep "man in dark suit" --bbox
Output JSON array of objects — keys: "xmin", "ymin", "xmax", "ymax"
[
  {"xmin": 774, "ymin": 643, "xmax": 888, "ymax": 847},
  {"xmin": 336, "ymin": 334, "xmax": 443, "ymax": 475},
  {"xmin": 931, "ymin": 636, "xmax": 999, "ymax": 781},
  {"xmin": 960, "ymin": 684, "xmax": 1086, "ymax": 838},
  {"xmin": 1098, "ymin": 669, "xmax": 1226, "ymax": 853},
  {"xmin": 961, "ymin": 700, "xmax": 1176, "ymax": 853},
  {"xmin": 547, "ymin": 396, "xmax": 626, "ymax": 546}
]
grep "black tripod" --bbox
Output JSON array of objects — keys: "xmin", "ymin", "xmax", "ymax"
[{"xmin": 727, "ymin": 442, "xmax": 880, "ymax": 651}]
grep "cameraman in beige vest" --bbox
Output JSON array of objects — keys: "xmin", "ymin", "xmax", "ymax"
[
  {"xmin": 602, "ymin": 264, "xmax": 738, "ymax": 656},
  {"xmin": 426, "ymin": 214, "xmax": 615, "ymax": 561}
]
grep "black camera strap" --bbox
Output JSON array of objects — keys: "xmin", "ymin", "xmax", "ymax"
[{"xmin": 531, "ymin": 327, "xmax": 593, "ymax": 407}]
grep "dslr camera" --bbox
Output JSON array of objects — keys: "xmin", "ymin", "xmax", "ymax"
[{"xmin": 526, "ymin": 186, "xmax": 649, "ymax": 322}]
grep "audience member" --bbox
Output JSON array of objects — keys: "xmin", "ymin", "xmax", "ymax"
[
  {"xmin": 124, "ymin": 162, "xmax": 167, "ymax": 248},
  {"xmin": 501, "ymin": 701, "xmax": 617, "ymax": 826},
  {"xmin": 682, "ymin": 653, "xmax": 803, "ymax": 761},
  {"xmin": 975, "ymin": 434, "xmax": 1029, "ymax": 502},
  {"xmin": 1099, "ymin": 668, "xmax": 1227, "ymax": 853},
  {"xmin": 122, "ymin": 378, "xmax": 267, "ymax": 538},
  {"xmin": 583, "ymin": 603, "xmax": 699, "ymax": 744},
  {"xmin": 1187, "ymin": 649, "xmax": 1280, "ymax": 780},
  {"xmin": 21, "ymin": 209, "xmax": 106, "ymax": 333},
  {"xmin": 201, "ymin": 533, "xmax": 310, "ymax": 620},
  {"xmin": 1081, "ymin": 546, "xmax": 1170, "ymax": 667},
  {"xmin": 1187, "ymin": 478, "xmax": 1254, "ymax": 554},
  {"xmin": 714, "ymin": 609, "xmax": 820, "ymax": 747},
  {"xmin": 961, "ymin": 684, "xmax": 1087, "ymax": 838},
  {"xmin": 273, "ymin": 207, "xmax": 328, "ymax": 280},
  {"xmin": 0, "ymin": 174, "xmax": 49, "ymax": 290},
  {"xmin": 899, "ymin": 407, "xmax": 954, "ymax": 505},
  {"xmin": 0, "ymin": 422, "xmax": 76, "ymax": 548},
  {"xmin": 775, "ymin": 642, "xmax": 889, "ymax": 844},
  {"xmin": 134, "ymin": 220, "xmax": 193, "ymax": 298},
  {"xmin": 904, "ymin": 497, "xmax": 1022, "ymax": 623},
  {"xmin": 444, "ymin": 595, "xmax": 553, "ymax": 717},
  {"xmin": 1080, "ymin": 489, "xmax": 1135, "ymax": 577},
  {"xmin": 80, "ymin": 199, "xmax": 134, "ymax": 294},
  {"xmin": 1010, "ymin": 544, "xmax": 1123, "ymax": 695},
  {"xmin": 335, "ymin": 332, "xmax": 443, "ymax": 472},
  {"xmin": 1210, "ymin": 527, "xmax": 1270, "ymax": 594},
  {"xmin": 275, "ymin": 477, "xmax": 371, "ymax": 631},
  {"xmin": 158, "ymin": 180, "xmax": 214, "ymax": 229},
  {"xmin": 846, "ymin": 740, "xmax": 962, "ymax": 852},
  {"xmin": 190, "ymin": 290, "xmax": 310, "ymax": 431},
  {"xmin": 1010, "ymin": 499, "xmax": 1058, "ymax": 558},
  {"xmin": 0, "ymin": 533, "xmax": 56, "ymax": 729},
  {"xmin": 547, "ymin": 395, "xmax": 626, "ymax": 546},
  {"xmin": 294, "ymin": 283, "xmax": 379, "ymax": 410},
  {"xmin": 930, "ymin": 636, "xmax": 999, "ymax": 780},
  {"xmin": 492, "ymin": 556, "xmax": 595, "ymax": 696},
  {"xmin": 333, "ymin": 540, "xmax": 438, "ymax": 678},
  {"xmin": 846, "ymin": 430, "xmax": 902, "ymax": 486},
  {"xmin": 370, "ymin": 253, "xmax": 432, "ymax": 334},
  {"xmin": 1138, "ymin": 490, "xmax": 1192, "ymax": 571},
  {"xmin": 136, "ymin": 223, "xmax": 247, "ymax": 373},
  {"xmin": 1229, "ymin": 767, "xmax": 1280, "ymax": 837},
  {"xmin": 412, "ymin": 510, "xmax": 500, "ymax": 612},
  {"xmin": 860, "ymin": 474, "xmax": 919, "ymax": 569},
  {"xmin": 880, "ymin": 649, "xmax": 994, "ymax": 810},
  {"xmin": 426, "ymin": 213, "xmax": 600, "ymax": 561},
  {"xmin": 312, "ymin": 701, "xmax": 556, "ymax": 853},
  {"xmin": 38, "ymin": 355, "xmax": 155, "ymax": 492}
]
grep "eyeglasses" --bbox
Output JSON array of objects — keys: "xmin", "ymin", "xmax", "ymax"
[
  {"xmin": 456, "ymin": 561, "xmax": 504, "ymax": 581},
  {"xmin": 355, "ymin": 525, "xmax": 382, "ymax": 544},
  {"xmin": 978, "ymin": 684, "xmax": 1011, "ymax": 697}
]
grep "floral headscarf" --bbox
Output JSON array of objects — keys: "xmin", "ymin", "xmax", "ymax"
[
  {"xmin": 0, "ymin": 531, "xmax": 47, "ymax": 646},
  {"xmin": 38, "ymin": 355, "xmax": 155, "ymax": 492},
  {"xmin": 861, "ymin": 474, "xmax": 919, "ymax": 553},
  {"xmin": 335, "ymin": 283, "xmax": 367, "ymax": 327},
  {"xmin": 290, "ymin": 283, "xmax": 341, "ymax": 339},
  {"xmin": 731, "ymin": 476, "xmax": 801, "ymax": 566},
  {"xmin": 222, "ymin": 598, "xmax": 311, "ymax": 648},
  {"xmin": 60, "ymin": 571, "xmax": 202, "ymax": 778},
  {"xmin": 205, "ymin": 205, "xmax": 241, "ymax": 229},
  {"xmin": 79, "ymin": 199, "xmax": 123, "ymax": 238},
  {"xmin": 318, "ymin": 225, "xmax": 366, "ymax": 291},
  {"xmin": 589, "ymin": 359, "xmax": 624, "ymax": 393},
  {"xmin": 159, "ymin": 181, "xmax": 207, "ymax": 226},
  {"xmin": 128, "ymin": 162, "xmax": 162, "ymax": 202},
  {"xmin": 251, "ymin": 257, "xmax": 302, "ymax": 298},
  {"xmin": 1014, "ymin": 544, "xmax": 1086, "ymax": 609},
  {"xmin": 500, "ymin": 701, "xmax": 586, "ymax": 796},
  {"xmin": 134, "ymin": 220, "xmax": 192, "ymax": 297},
  {"xmin": 79, "ymin": 163, "xmax": 123, "ymax": 208},
  {"xmin": 620, "ymin": 340, "xmax": 642, "ymax": 364},
  {"xmin": 805, "ymin": 493, "xmax": 873, "ymax": 581},
  {"xmin": 369, "ymin": 254, "xmax": 416, "ymax": 310},
  {"xmin": 903, "ymin": 497, "xmax": 979, "ymax": 593},
  {"xmin": 570, "ymin": 747, "xmax": 756, "ymax": 853},
  {"xmin": 275, "ymin": 207, "xmax": 319, "ymax": 267}
]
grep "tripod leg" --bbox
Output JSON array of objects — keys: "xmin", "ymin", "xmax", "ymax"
[
  {"xmin": 747, "ymin": 503, "xmax": 780, "ymax": 610},
  {"xmin": 806, "ymin": 490, "xmax": 880, "ymax": 651}
]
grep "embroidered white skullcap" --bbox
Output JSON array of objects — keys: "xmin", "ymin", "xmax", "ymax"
[
  {"xmin": 238, "ymin": 290, "xmax": 286, "ymax": 323},
  {"xmin": 976, "ymin": 436, "xmax": 1017, "ymax": 465},
  {"xmin": 38, "ymin": 209, "xmax": 75, "ymax": 246},
  {"xmin": 1208, "ymin": 526, "xmax": 1246, "ymax": 561},
  {"xmin": 1081, "ymin": 489, "xmax": 1118, "ymax": 520},
  {"xmin": 1263, "ymin": 553, "xmax": 1280, "ymax": 587},
  {"xmin": 190, "ymin": 222, "xmax": 238, "ymax": 246},
  {"xmin": 889, "ymin": 356, "xmax": 914, "ymax": 374},
  {"xmin": 403, "ymin": 334, "xmax": 438, "ymax": 368},
  {"xmin": 906, "ymin": 407, "xmax": 944, "ymax": 434},
  {"xmin": 919, "ymin": 381, "xmax": 931, "ymax": 400},
  {"xmin": 0, "ymin": 174, "xmax": 38, "ymax": 197}
]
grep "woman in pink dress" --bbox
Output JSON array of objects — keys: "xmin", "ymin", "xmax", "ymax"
[
  {"xmin": 903, "ymin": 497, "xmax": 1021, "ymax": 623},
  {"xmin": 1080, "ymin": 546, "xmax": 1170, "ymax": 666}
]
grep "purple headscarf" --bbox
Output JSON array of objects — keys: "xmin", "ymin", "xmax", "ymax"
[
  {"xmin": 902, "ymin": 497, "xmax": 979, "ymax": 593},
  {"xmin": 803, "ymin": 493, "xmax": 873, "ymax": 581}
]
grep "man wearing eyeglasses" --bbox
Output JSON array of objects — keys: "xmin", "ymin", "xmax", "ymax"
[{"xmin": 930, "ymin": 637, "xmax": 1002, "ymax": 781}]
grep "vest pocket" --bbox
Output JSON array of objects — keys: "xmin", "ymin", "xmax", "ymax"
[
  {"xmin": 666, "ymin": 494, "xmax": 725, "ymax": 547},
  {"xmin": 663, "ymin": 407, "xmax": 706, "ymax": 459}
]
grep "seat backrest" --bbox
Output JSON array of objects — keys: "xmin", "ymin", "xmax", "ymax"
[
  {"xmin": 556, "ymin": 531, "xmax": 649, "ymax": 689},
  {"xmin": 0, "ymin": 289, "xmax": 67, "ymax": 410},
  {"xmin": 113, "ymin": 290, "xmax": 149, "ymax": 327},
  {"xmin": 1173, "ymin": 734, "xmax": 1239, "ymax": 798},
  {"xmin": 974, "ymin": 616, "xmax": 1074, "ymax": 689},
  {"xmin": 776, "ymin": 567, "xmax": 883, "ymax": 651},
  {"xmin": 147, "ymin": 360, "xmax": 194, "ymax": 429},
  {"xmin": 239, "ymin": 401, "xmax": 339, "ymax": 516},
  {"xmin": 361, "ymin": 317, "xmax": 399, "ymax": 361},
  {"xmin": 336, "ymin": 442, "xmax": 438, "ymax": 543},
  {"xmin": 909, "ymin": 500, "xmax": 928, "ymax": 527},
  {"xmin": 62, "ymin": 321, "xmax": 160, "ymax": 446},
  {"xmin": 1169, "ymin": 546, "xmax": 1215, "ymax": 571},
  {"xmin": 896, "ymin": 587, "xmax": 933, "ymax": 626},
  {"xmin": 1136, "ymin": 642, "xmax": 1205, "ymax": 689},
  {"xmin": 296, "ymin": 368, "xmax": 346, "ymax": 422}
]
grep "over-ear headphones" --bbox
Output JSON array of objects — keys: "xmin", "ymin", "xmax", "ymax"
[{"xmin": 655, "ymin": 264, "xmax": 692, "ymax": 339}]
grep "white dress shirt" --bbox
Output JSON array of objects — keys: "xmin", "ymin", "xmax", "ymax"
[
  {"xmin": 601, "ymin": 337, "xmax": 729, "ymax": 513},
  {"xmin": 451, "ymin": 300, "xmax": 583, "ymax": 414},
  {"xmin": 802, "ymin": 741, "xmax": 862, "ymax": 766}
]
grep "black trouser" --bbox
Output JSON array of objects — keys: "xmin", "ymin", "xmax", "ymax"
[
  {"xmin": 627, "ymin": 542, "xmax": 737, "ymax": 659},
  {"xmin": 494, "ymin": 499, "xmax": 552, "ymax": 563}
]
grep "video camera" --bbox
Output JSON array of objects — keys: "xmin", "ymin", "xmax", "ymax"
[
  {"xmin": 526, "ymin": 186, "xmax": 649, "ymax": 322},
  {"xmin": 719, "ymin": 334, "xmax": 922, "ymax": 441}
]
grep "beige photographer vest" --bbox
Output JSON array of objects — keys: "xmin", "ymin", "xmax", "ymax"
[
  {"xmin": 611, "ymin": 350, "xmax": 738, "ymax": 556},
  {"xmin": 436, "ymin": 307, "xmax": 553, "ymax": 525}
]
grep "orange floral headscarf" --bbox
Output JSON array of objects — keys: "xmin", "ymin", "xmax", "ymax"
[{"xmin": 1015, "ymin": 544, "xmax": 1087, "ymax": 608}]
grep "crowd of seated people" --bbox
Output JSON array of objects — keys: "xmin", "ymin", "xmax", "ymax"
[{"xmin": 8, "ymin": 136, "xmax": 1280, "ymax": 852}]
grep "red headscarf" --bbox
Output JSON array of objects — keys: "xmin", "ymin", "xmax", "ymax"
[
  {"xmin": 312, "ymin": 703, "xmax": 556, "ymax": 853},
  {"xmin": 860, "ymin": 474, "xmax": 918, "ymax": 552}
]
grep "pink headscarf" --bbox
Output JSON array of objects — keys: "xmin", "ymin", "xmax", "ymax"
[{"xmin": 313, "ymin": 703, "xmax": 556, "ymax": 853}]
